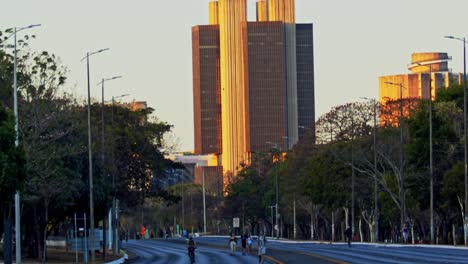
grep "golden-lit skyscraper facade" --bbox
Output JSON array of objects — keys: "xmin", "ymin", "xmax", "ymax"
[
  {"xmin": 256, "ymin": 0, "xmax": 268, "ymax": 22},
  {"xmin": 268, "ymin": 0, "xmax": 295, "ymax": 23},
  {"xmin": 209, "ymin": 1, "xmax": 219, "ymax": 25},
  {"xmin": 193, "ymin": 0, "xmax": 315, "ymax": 187},
  {"xmin": 218, "ymin": 0, "xmax": 248, "ymax": 177}
]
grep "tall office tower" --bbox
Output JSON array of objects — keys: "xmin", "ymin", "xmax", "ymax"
[
  {"xmin": 193, "ymin": 0, "xmax": 315, "ymax": 184},
  {"xmin": 256, "ymin": 0, "xmax": 268, "ymax": 22},
  {"xmin": 296, "ymin": 24, "xmax": 315, "ymax": 140},
  {"xmin": 268, "ymin": 0, "xmax": 298, "ymax": 148},
  {"xmin": 209, "ymin": 1, "xmax": 219, "ymax": 25},
  {"xmin": 245, "ymin": 21, "xmax": 288, "ymax": 151},
  {"xmin": 192, "ymin": 25, "xmax": 221, "ymax": 155},
  {"xmin": 218, "ymin": 0, "xmax": 248, "ymax": 176}
]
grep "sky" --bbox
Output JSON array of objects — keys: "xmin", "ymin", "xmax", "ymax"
[{"xmin": 1, "ymin": 0, "xmax": 468, "ymax": 151}]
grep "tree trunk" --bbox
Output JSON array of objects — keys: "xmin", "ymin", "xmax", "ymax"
[
  {"xmin": 452, "ymin": 224, "xmax": 457, "ymax": 246},
  {"xmin": 341, "ymin": 221, "xmax": 345, "ymax": 241},
  {"xmin": 103, "ymin": 213, "xmax": 107, "ymax": 260},
  {"xmin": 34, "ymin": 206, "xmax": 43, "ymax": 263},
  {"xmin": 310, "ymin": 214, "xmax": 314, "ymax": 240},
  {"xmin": 359, "ymin": 218, "xmax": 363, "ymax": 242},
  {"xmin": 458, "ymin": 196, "xmax": 467, "ymax": 246},
  {"xmin": 331, "ymin": 211, "xmax": 335, "ymax": 242},
  {"xmin": 3, "ymin": 203, "xmax": 12, "ymax": 264},
  {"xmin": 368, "ymin": 222, "xmax": 375, "ymax": 243},
  {"xmin": 43, "ymin": 205, "xmax": 49, "ymax": 263}
]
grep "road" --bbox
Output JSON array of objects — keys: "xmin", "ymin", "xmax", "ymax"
[
  {"xmin": 122, "ymin": 237, "xmax": 468, "ymax": 264},
  {"xmin": 123, "ymin": 239, "xmax": 270, "ymax": 264}
]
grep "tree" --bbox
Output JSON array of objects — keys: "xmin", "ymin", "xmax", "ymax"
[{"xmin": 0, "ymin": 106, "xmax": 26, "ymax": 263}]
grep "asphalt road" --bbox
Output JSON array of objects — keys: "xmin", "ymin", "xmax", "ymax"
[
  {"xmin": 122, "ymin": 237, "xmax": 468, "ymax": 263},
  {"xmin": 123, "ymin": 239, "xmax": 270, "ymax": 264},
  {"xmin": 122, "ymin": 238, "xmax": 335, "ymax": 264}
]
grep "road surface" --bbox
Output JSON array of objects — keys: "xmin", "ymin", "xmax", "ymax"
[{"xmin": 123, "ymin": 237, "xmax": 468, "ymax": 263}]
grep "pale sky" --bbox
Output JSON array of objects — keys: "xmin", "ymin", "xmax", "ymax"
[{"xmin": 1, "ymin": 0, "xmax": 468, "ymax": 151}]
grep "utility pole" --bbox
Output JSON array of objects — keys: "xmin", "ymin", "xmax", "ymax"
[
  {"xmin": 351, "ymin": 107, "xmax": 355, "ymax": 236},
  {"xmin": 372, "ymin": 99, "xmax": 379, "ymax": 242},
  {"xmin": 385, "ymin": 81, "xmax": 406, "ymax": 229},
  {"xmin": 399, "ymin": 83, "xmax": 406, "ymax": 228},
  {"xmin": 202, "ymin": 167, "xmax": 207, "ymax": 233}
]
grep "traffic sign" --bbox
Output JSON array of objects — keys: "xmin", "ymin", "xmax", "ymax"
[{"xmin": 233, "ymin": 217, "xmax": 240, "ymax": 228}]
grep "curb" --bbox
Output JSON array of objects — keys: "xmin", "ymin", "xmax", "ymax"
[{"xmin": 104, "ymin": 252, "xmax": 128, "ymax": 264}]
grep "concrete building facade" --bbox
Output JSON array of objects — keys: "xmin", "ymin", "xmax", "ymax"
[
  {"xmin": 379, "ymin": 52, "xmax": 461, "ymax": 124},
  {"xmin": 192, "ymin": 25, "xmax": 222, "ymax": 155},
  {"xmin": 192, "ymin": 0, "xmax": 315, "ymax": 186}
]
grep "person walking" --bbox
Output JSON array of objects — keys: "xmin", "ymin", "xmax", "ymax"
[
  {"xmin": 241, "ymin": 233, "xmax": 248, "ymax": 255},
  {"xmin": 402, "ymin": 223, "xmax": 409, "ymax": 244},
  {"xmin": 247, "ymin": 234, "xmax": 253, "ymax": 254},
  {"xmin": 345, "ymin": 226, "xmax": 352, "ymax": 248},
  {"xmin": 228, "ymin": 233, "xmax": 237, "ymax": 255},
  {"xmin": 257, "ymin": 233, "xmax": 267, "ymax": 263}
]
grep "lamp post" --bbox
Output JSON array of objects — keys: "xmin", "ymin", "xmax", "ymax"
[
  {"xmin": 360, "ymin": 97, "xmax": 379, "ymax": 242},
  {"xmin": 99, "ymin": 77, "xmax": 123, "ymax": 256},
  {"xmin": 414, "ymin": 62, "xmax": 435, "ymax": 243},
  {"xmin": 98, "ymin": 76, "xmax": 122, "ymax": 169},
  {"xmin": 266, "ymin": 141, "xmax": 281, "ymax": 239},
  {"xmin": 385, "ymin": 81, "xmax": 406, "ymax": 229},
  {"xmin": 202, "ymin": 166, "xmax": 207, "ymax": 233},
  {"xmin": 445, "ymin": 36, "xmax": 468, "ymax": 246},
  {"xmin": 81, "ymin": 48, "xmax": 110, "ymax": 262},
  {"xmin": 1, "ymin": 24, "xmax": 42, "ymax": 264},
  {"xmin": 350, "ymin": 109, "xmax": 355, "ymax": 236},
  {"xmin": 110, "ymin": 94, "xmax": 128, "ymax": 255}
]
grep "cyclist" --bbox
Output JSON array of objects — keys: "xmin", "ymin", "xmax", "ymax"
[{"xmin": 187, "ymin": 236, "xmax": 197, "ymax": 263}]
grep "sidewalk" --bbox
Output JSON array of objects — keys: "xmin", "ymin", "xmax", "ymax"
[{"xmin": 0, "ymin": 248, "xmax": 125, "ymax": 264}]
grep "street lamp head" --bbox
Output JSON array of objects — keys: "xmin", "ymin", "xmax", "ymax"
[
  {"xmin": 115, "ymin": 94, "xmax": 130, "ymax": 99},
  {"xmin": 81, "ymin": 48, "xmax": 110, "ymax": 62},
  {"xmin": 27, "ymin": 24, "xmax": 42, "ymax": 29},
  {"xmin": 444, "ymin": 35, "xmax": 455, "ymax": 39},
  {"xmin": 97, "ymin": 48, "xmax": 110, "ymax": 53},
  {"xmin": 97, "ymin": 75, "xmax": 123, "ymax": 86}
]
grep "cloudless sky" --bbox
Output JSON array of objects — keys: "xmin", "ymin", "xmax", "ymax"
[{"xmin": 1, "ymin": 0, "xmax": 468, "ymax": 151}]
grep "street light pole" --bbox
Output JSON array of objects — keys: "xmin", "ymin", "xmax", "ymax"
[
  {"xmin": 98, "ymin": 76, "xmax": 122, "ymax": 256},
  {"xmin": 351, "ymin": 109, "xmax": 355, "ymax": 236},
  {"xmin": 385, "ymin": 81, "xmax": 406, "ymax": 229},
  {"xmin": 417, "ymin": 63, "xmax": 435, "ymax": 244},
  {"xmin": 6, "ymin": 24, "xmax": 42, "ymax": 264},
  {"xmin": 110, "ymin": 94, "xmax": 128, "ymax": 254},
  {"xmin": 99, "ymin": 76, "xmax": 122, "ymax": 172},
  {"xmin": 372, "ymin": 99, "xmax": 379, "ymax": 242},
  {"xmin": 275, "ymin": 149, "xmax": 279, "ymax": 239},
  {"xmin": 81, "ymin": 48, "xmax": 109, "ymax": 262},
  {"xmin": 445, "ymin": 36, "xmax": 468, "ymax": 245},
  {"xmin": 360, "ymin": 97, "xmax": 379, "ymax": 242},
  {"xmin": 266, "ymin": 141, "xmax": 281, "ymax": 239},
  {"xmin": 202, "ymin": 166, "xmax": 207, "ymax": 233}
]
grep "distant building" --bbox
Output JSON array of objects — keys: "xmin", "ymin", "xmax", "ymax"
[
  {"xmin": 379, "ymin": 52, "xmax": 462, "ymax": 123},
  {"xmin": 192, "ymin": 0, "xmax": 315, "ymax": 186},
  {"xmin": 166, "ymin": 153, "xmax": 222, "ymax": 196},
  {"xmin": 129, "ymin": 100, "xmax": 147, "ymax": 111}
]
